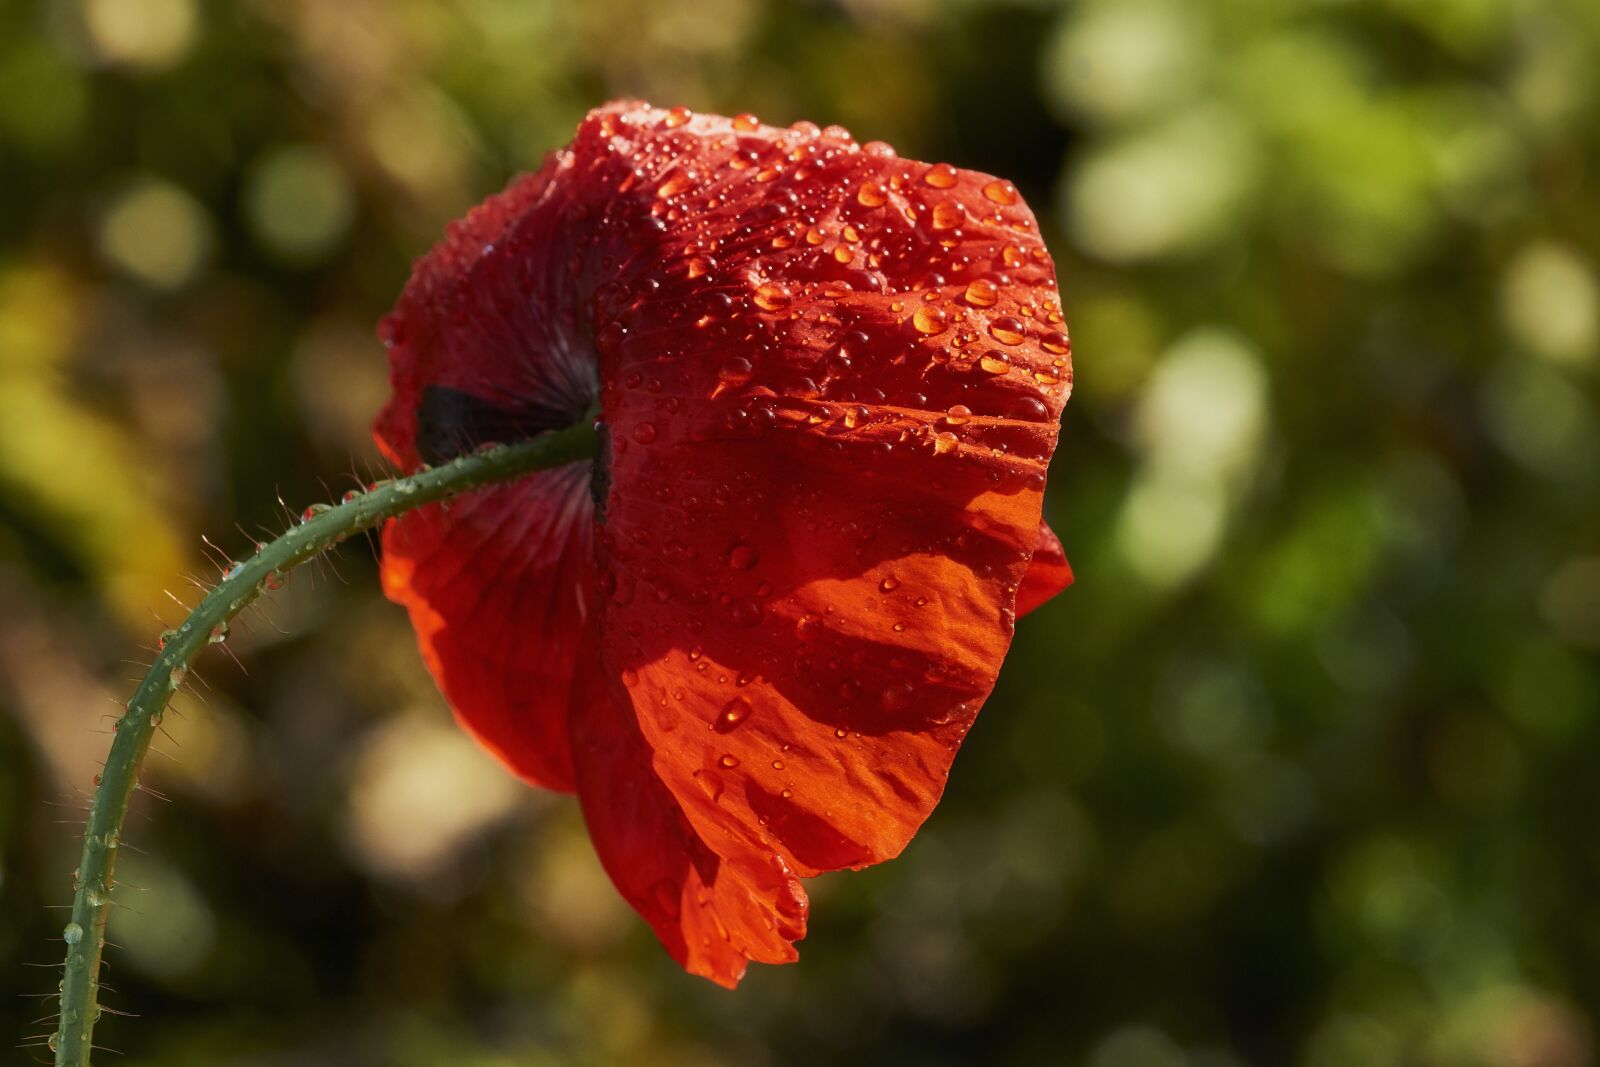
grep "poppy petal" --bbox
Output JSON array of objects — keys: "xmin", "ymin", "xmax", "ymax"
[
  {"xmin": 381, "ymin": 468, "xmax": 594, "ymax": 790},
  {"xmin": 1017, "ymin": 520, "xmax": 1073, "ymax": 617},
  {"xmin": 567, "ymin": 104, "xmax": 1070, "ymax": 970},
  {"xmin": 373, "ymin": 148, "xmax": 603, "ymax": 791},
  {"xmin": 373, "ymin": 158, "xmax": 597, "ymax": 473},
  {"xmin": 570, "ymin": 633, "xmax": 807, "ymax": 987}
]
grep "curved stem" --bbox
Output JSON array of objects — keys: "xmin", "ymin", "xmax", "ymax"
[{"xmin": 52, "ymin": 419, "xmax": 598, "ymax": 1066}]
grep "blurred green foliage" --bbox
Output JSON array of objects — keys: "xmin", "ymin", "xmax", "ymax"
[{"xmin": 2, "ymin": 0, "xmax": 1599, "ymax": 1064}]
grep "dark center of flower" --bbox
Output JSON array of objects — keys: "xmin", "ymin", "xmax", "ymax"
[{"xmin": 415, "ymin": 386, "xmax": 604, "ymax": 514}]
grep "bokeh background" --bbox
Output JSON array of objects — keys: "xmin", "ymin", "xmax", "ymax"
[{"xmin": 3, "ymin": 0, "xmax": 1599, "ymax": 1064}]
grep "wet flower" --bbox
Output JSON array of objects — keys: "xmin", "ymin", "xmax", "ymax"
[{"xmin": 374, "ymin": 102, "xmax": 1073, "ymax": 986}]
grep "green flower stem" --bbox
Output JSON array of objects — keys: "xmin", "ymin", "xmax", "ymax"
[{"xmin": 52, "ymin": 418, "xmax": 598, "ymax": 1067}]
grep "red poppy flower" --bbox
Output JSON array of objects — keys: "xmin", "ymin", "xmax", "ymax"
[{"xmin": 374, "ymin": 102, "xmax": 1073, "ymax": 986}]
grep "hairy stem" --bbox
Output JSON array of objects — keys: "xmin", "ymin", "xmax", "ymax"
[{"xmin": 52, "ymin": 418, "xmax": 598, "ymax": 1066}]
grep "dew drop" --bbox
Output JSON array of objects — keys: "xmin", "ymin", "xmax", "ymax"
[
  {"xmin": 772, "ymin": 759, "xmax": 786, "ymax": 770},
  {"xmin": 834, "ymin": 727, "xmax": 849, "ymax": 739},
  {"xmin": 753, "ymin": 283, "xmax": 791, "ymax": 311},
  {"xmin": 804, "ymin": 226, "xmax": 825, "ymax": 245},
  {"xmin": 879, "ymin": 576, "xmax": 901, "ymax": 592},
  {"xmin": 732, "ymin": 112, "xmax": 760, "ymax": 132},
  {"xmin": 857, "ymin": 181, "xmax": 888, "ymax": 207},
  {"xmin": 982, "ymin": 179, "xmax": 1018, "ymax": 205},
  {"xmin": 832, "ymin": 244, "xmax": 854, "ymax": 264},
  {"xmin": 795, "ymin": 614, "xmax": 822, "ymax": 642},
  {"xmin": 663, "ymin": 106, "xmax": 692, "ymax": 128},
  {"xmin": 632, "ymin": 422, "xmax": 658, "ymax": 445},
  {"xmin": 931, "ymin": 202, "xmax": 964, "ymax": 230},
  {"xmin": 694, "ymin": 768, "xmax": 725, "ymax": 801},
  {"xmin": 715, "ymin": 696, "xmax": 753, "ymax": 733},
  {"xmin": 729, "ymin": 544, "xmax": 758, "ymax": 570},
  {"xmin": 622, "ymin": 668, "xmax": 640, "ymax": 687},
  {"xmin": 657, "ymin": 170, "xmax": 691, "ymax": 198},
  {"xmin": 652, "ymin": 879, "xmax": 682, "ymax": 917},
  {"xmin": 687, "ymin": 255, "xmax": 714, "ymax": 279},
  {"xmin": 933, "ymin": 431, "xmax": 959, "ymax": 455},
  {"xmin": 63, "ymin": 922, "xmax": 84, "ymax": 945},
  {"xmin": 713, "ymin": 357, "xmax": 755, "ymax": 398},
  {"xmin": 923, "ymin": 163, "xmax": 958, "ymax": 188},
  {"xmin": 944, "ymin": 404, "xmax": 972, "ymax": 427},
  {"xmin": 963, "ymin": 278, "xmax": 999, "ymax": 308},
  {"xmin": 912, "ymin": 305, "xmax": 949, "ymax": 336},
  {"xmin": 979, "ymin": 351, "xmax": 1011, "ymax": 375},
  {"xmin": 881, "ymin": 681, "xmax": 916, "ymax": 712},
  {"xmin": 1041, "ymin": 330, "xmax": 1071, "ymax": 355},
  {"xmin": 989, "ymin": 316, "xmax": 1026, "ymax": 345},
  {"xmin": 719, "ymin": 753, "xmax": 741, "ymax": 768},
  {"xmin": 1009, "ymin": 395, "xmax": 1050, "ymax": 421},
  {"xmin": 85, "ymin": 885, "xmax": 106, "ymax": 907},
  {"xmin": 1001, "ymin": 244, "xmax": 1025, "ymax": 268}
]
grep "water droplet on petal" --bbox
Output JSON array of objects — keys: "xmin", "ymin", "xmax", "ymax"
[
  {"xmin": 632, "ymin": 422, "xmax": 658, "ymax": 445},
  {"xmin": 719, "ymin": 753, "xmax": 741, "ymax": 768},
  {"xmin": 694, "ymin": 768, "xmax": 725, "ymax": 800},
  {"xmin": 881, "ymin": 681, "xmax": 916, "ymax": 712},
  {"xmin": 857, "ymin": 181, "xmax": 887, "ymax": 207},
  {"xmin": 1041, "ymin": 330, "xmax": 1071, "ymax": 355},
  {"xmin": 912, "ymin": 305, "xmax": 948, "ymax": 335},
  {"xmin": 732, "ymin": 112, "xmax": 760, "ymax": 132},
  {"xmin": 982, "ymin": 179, "xmax": 1018, "ymax": 205},
  {"xmin": 979, "ymin": 351, "xmax": 1011, "ymax": 375},
  {"xmin": 663, "ymin": 106, "xmax": 692, "ymax": 128},
  {"xmin": 657, "ymin": 170, "xmax": 691, "ymax": 198},
  {"xmin": 753, "ymin": 283, "xmax": 791, "ymax": 311},
  {"xmin": 652, "ymin": 878, "xmax": 683, "ymax": 917},
  {"xmin": 931, "ymin": 202, "xmax": 964, "ymax": 230},
  {"xmin": 879, "ymin": 576, "xmax": 900, "ymax": 592},
  {"xmin": 964, "ymin": 278, "xmax": 999, "ymax": 308},
  {"xmin": 715, "ymin": 697, "xmax": 752, "ymax": 733},
  {"xmin": 933, "ymin": 431, "xmax": 959, "ymax": 455},
  {"xmin": 989, "ymin": 316, "xmax": 1026, "ymax": 345},
  {"xmin": 923, "ymin": 163, "xmax": 958, "ymax": 188},
  {"xmin": 729, "ymin": 544, "xmax": 758, "ymax": 570},
  {"xmin": 1009, "ymin": 395, "xmax": 1050, "ymax": 421}
]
